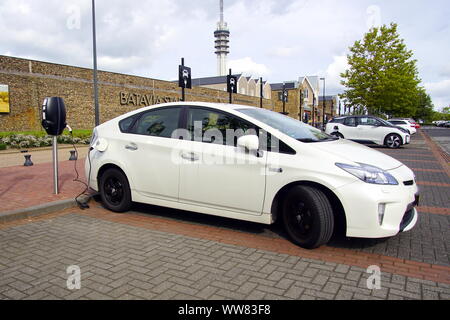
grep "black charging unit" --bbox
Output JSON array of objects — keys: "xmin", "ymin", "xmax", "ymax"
[{"xmin": 41, "ymin": 97, "xmax": 67, "ymax": 194}]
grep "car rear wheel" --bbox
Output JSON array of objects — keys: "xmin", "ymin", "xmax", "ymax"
[
  {"xmin": 282, "ymin": 185, "xmax": 334, "ymax": 249},
  {"xmin": 99, "ymin": 168, "xmax": 132, "ymax": 212},
  {"xmin": 384, "ymin": 133, "xmax": 402, "ymax": 149}
]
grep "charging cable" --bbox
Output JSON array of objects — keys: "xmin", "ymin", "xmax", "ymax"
[{"xmin": 68, "ymin": 125, "xmax": 93, "ymax": 209}]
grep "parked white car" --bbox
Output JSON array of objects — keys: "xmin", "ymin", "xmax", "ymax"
[
  {"xmin": 387, "ymin": 119, "xmax": 417, "ymax": 135},
  {"xmin": 325, "ymin": 115, "xmax": 411, "ymax": 149},
  {"xmin": 86, "ymin": 102, "xmax": 419, "ymax": 249}
]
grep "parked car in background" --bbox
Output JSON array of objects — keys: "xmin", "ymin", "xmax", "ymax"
[
  {"xmin": 443, "ymin": 121, "xmax": 450, "ymax": 128},
  {"xmin": 390, "ymin": 118, "xmax": 420, "ymax": 129},
  {"xmin": 325, "ymin": 115, "xmax": 411, "ymax": 149},
  {"xmin": 387, "ymin": 119, "xmax": 417, "ymax": 135},
  {"xmin": 436, "ymin": 120, "xmax": 450, "ymax": 127},
  {"xmin": 86, "ymin": 102, "xmax": 419, "ymax": 249}
]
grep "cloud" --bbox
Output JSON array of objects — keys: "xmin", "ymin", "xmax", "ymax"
[
  {"xmin": 424, "ymin": 79, "xmax": 450, "ymax": 110},
  {"xmin": 268, "ymin": 46, "xmax": 300, "ymax": 58},
  {"xmin": 228, "ymin": 57, "xmax": 270, "ymax": 77},
  {"xmin": 0, "ymin": 0, "xmax": 448, "ymax": 110}
]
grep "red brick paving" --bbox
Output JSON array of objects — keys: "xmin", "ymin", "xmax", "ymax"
[
  {"xmin": 0, "ymin": 159, "xmax": 87, "ymax": 213},
  {"xmin": 76, "ymin": 206, "xmax": 449, "ymax": 284},
  {"xmin": 418, "ymin": 206, "xmax": 450, "ymax": 216}
]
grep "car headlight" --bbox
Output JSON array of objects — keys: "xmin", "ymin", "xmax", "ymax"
[{"xmin": 336, "ymin": 162, "xmax": 398, "ymax": 185}]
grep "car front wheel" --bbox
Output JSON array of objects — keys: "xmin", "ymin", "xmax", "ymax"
[
  {"xmin": 282, "ymin": 185, "xmax": 334, "ymax": 249},
  {"xmin": 99, "ymin": 168, "xmax": 132, "ymax": 212},
  {"xmin": 384, "ymin": 133, "xmax": 402, "ymax": 149}
]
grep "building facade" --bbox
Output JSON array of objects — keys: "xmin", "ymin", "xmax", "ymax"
[{"xmin": 0, "ymin": 56, "xmax": 272, "ymax": 132}]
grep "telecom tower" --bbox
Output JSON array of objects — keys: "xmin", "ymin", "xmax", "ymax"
[{"xmin": 214, "ymin": 0, "xmax": 230, "ymax": 76}]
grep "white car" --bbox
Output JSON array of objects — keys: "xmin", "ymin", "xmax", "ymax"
[
  {"xmin": 387, "ymin": 119, "xmax": 417, "ymax": 134},
  {"xmin": 86, "ymin": 102, "xmax": 419, "ymax": 249},
  {"xmin": 325, "ymin": 115, "xmax": 411, "ymax": 149}
]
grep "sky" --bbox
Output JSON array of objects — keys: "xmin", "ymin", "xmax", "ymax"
[{"xmin": 0, "ymin": 0, "xmax": 449, "ymax": 111}]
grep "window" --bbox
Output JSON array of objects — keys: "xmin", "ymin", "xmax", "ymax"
[
  {"xmin": 133, "ymin": 108, "xmax": 181, "ymax": 138},
  {"xmin": 119, "ymin": 114, "xmax": 139, "ymax": 133},
  {"xmin": 389, "ymin": 120, "xmax": 406, "ymax": 125},
  {"xmin": 358, "ymin": 117, "xmax": 382, "ymax": 126},
  {"xmin": 237, "ymin": 108, "xmax": 333, "ymax": 143},
  {"xmin": 330, "ymin": 118, "xmax": 345, "ymax": 124},
  {"xmin": 343, "ymin": 117, "xmax": 356, "ymax": 127},
  {"xmin": 187, "ymin": 108, "xmax": 256, "ymax": 146}
]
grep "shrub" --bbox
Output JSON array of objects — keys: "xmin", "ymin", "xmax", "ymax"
[
  {"xmin": 0, "ymin": 143, "xmax": 6, "ymax": 151},
  {"xmin": 0, "ymin": 132, "xmax": 91, "ymax": 149}
]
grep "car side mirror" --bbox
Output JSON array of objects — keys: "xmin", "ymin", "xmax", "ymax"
[
  {"xmin": 237, "ymin": 135, "xmax": 259, "ymax": 152},
  {"xmin": 334, "ymin": 126, "xmax": 339, "ymax": 131}
]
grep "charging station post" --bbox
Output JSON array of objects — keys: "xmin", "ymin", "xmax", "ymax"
[
  {"xmin": 52, "ymin": 136, "xmax": 59, "ymax": 194},
  {"xmin": 41, "ymin": 97, "xmax": 67, "ymax": 195}
]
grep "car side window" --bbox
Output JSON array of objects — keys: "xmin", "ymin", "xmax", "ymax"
[
  {"xmin": 187, "ymin": 108, "xmax": 256, "ymax": 146},
  {"xmin": 133, "ymin": 107, "xmax": 181, "ymax": 138},
  {"xmin": 343, "ymin": 117, "xmax": 356, "ymax": 127},
  {"xmin": 119, "ymin": 114, "xmax": 139, "ymax": 133}
]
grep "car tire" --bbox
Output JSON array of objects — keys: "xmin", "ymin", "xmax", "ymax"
[
  {"xmin": 384, "ymin": 133, "xmax": 402, "ymax": 149},
  {"xmin": 282, "ymin": 185, "xmax": 334, "ymax": 249},
  {"xmin": 99, "ymin": 168, "xmax": 132, "ymax": 213}
]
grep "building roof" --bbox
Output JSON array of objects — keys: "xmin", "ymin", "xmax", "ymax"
[
  {"xmin": 306, "ymin": 76, "xmax": 320, "ymax": 92},
  {"xmin": 270, "ymin": 82, "xmax": 297, "ymax": 91},
  {"xmin": 319, "ymin": 95, "xmax": 336, "ymax": 101},
  {"xmin": 190, "ymin": 74, "xmax": 242, "ymax": 86}
]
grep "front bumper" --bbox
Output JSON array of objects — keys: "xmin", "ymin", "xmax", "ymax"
[
  {"xmin": 336, "ymin": 165, "xmax": 419, "ymax": 238},
  {"xmin": 404, "ymin": 135, "xmax": 411, "ymax": 144}
]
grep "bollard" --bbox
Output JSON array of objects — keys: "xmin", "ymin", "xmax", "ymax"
[
  {"xmin": 69, "ymin": 150, "xmax": 78, "ymax": 161},
  {"xmin": 24, "ymin": 154, "xmax": 33, "ymax": 166}
]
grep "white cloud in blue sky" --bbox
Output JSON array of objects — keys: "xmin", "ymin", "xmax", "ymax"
[{"xmin": 0, "ymin": 0, "xmax": 448, "ymax": 111}]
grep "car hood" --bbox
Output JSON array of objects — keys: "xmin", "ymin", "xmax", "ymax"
[{"xmin": 311, "ymin": 139, "xmax": 403, "ymax": 170}]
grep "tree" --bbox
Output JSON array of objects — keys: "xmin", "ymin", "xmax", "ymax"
[
  {"xmin": 340, "ymin": 23, "xmax": 421, "ymax": 118},
  {"xmin": 413, "ymin": 87, "xmax": 434, "ymax": 121}
]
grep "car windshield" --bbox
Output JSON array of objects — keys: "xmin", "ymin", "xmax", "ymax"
[{"xmin": 237, "ymin": 108, "xmax": 336, "ymax": 142}]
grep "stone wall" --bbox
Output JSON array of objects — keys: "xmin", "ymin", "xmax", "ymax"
[{"xmin": 0, "ymin": 56, "xmax": 273, "ymax": 132}]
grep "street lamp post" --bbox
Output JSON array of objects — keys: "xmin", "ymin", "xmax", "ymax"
[
  {"xmin": 92, "ymin": 0, "xmax": 100, "ymax": 127},
  {"xmin": 320, "ymin": 77, "xmax": 326, "ymax": 129}
]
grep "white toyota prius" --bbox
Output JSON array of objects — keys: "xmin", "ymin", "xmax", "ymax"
[{"xmin": 86, "ymin": 102, "xmax": 419, "ymax": 249}]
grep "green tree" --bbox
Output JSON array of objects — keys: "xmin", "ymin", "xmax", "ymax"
[
  {"xmin": 340, "ymin": 23, "xmax": 421, "ymax": 118},
  {"xmin": 414, "ymin": 87, "xmax": 434, "ymax": 122}
]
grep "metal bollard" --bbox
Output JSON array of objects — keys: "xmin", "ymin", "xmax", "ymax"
[
  {"xmin": 69, "ymin": 150, "xmax": 78, "ymax": 161},
  {"xmin": 24, "ymin": 154, "xmax": 33, "ymax": 166}
]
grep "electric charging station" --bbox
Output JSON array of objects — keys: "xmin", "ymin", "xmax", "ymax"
[
  {"xmin": 178, "ymin": 58, "xmax": 192, "ymax": 101},
  {"xmin": 41, "ymin": 97, "xmax": 67, "ymax": 195},
  {"xmin": 227, "ymin": 69, "xmax": 237, "ymax": 104}
]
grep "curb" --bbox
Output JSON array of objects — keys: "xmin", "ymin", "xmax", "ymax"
[{"xmin": 0, "ymin": 195, "xmax": 91, "ymax": 223}]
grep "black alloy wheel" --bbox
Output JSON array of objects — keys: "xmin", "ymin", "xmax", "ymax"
[
  {"xmin": 385, "ymin": 133, "xmax": 402, "ymax": 149},
  {"xmin": 282, "ymin": 185, "xmax": 334, "ymax": 249},
  {"xmin": 99, "ymin": 168, "xmax": 132, "ymax": 212}
]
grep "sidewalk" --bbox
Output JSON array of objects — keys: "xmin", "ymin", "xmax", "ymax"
[{"xmin": 0, "ymin": 147, "xmax": 90, "ymax": 219}]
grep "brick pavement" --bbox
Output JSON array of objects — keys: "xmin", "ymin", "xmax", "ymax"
[
  {"xmin": 0, "ymin": 129, "xmax": 449, "ymax": 300},
  {"xmin": 0, "ymin": 212, "xmax": 449, "ymax": 300},
  {"xmin": 0, "ymin": 159, "xmax": 87, "ymax": 213}
]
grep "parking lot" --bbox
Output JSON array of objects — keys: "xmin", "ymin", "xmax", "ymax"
[{"xmin": 0, "ymin": 129, "xmax": 449, "ymax": 300}]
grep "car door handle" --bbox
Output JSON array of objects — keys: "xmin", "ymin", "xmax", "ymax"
[
  {"xmin": 181, "ymin": 152, "xmax": 199, "ymax": 161},
  {"xmin": 125, "ymin": 143, "xmax": 138, "ymax": 151}
]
